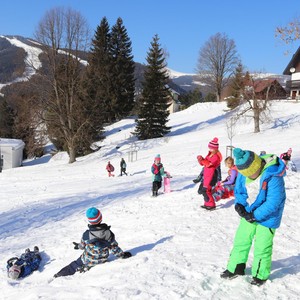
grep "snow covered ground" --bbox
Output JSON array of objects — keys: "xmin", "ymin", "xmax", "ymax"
[{"xmin": 0, "ymin": 101, "xmax": 299, "ymax": 300}]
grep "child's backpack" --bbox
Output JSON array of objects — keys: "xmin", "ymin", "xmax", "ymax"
[{"xmin": 110, "ymin": 165, "xmax": 115, "ymax": 172}]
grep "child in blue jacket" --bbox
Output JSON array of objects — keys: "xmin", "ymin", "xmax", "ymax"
[
  {"xmin": 220, "ymin": 148, "xmax": 286, "ymax": 286},
  {"xmin": 7, "ymin": 246, "xmax": 41, "ymax": 279}
]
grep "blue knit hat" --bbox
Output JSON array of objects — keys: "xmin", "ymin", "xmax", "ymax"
[
  {"xmin": 233, "ymin": 148, "xmax": 263, "ymax": 177},
  {"xmin": 86, "ymin": 207, "xmax": 102, "ymax": 225}
]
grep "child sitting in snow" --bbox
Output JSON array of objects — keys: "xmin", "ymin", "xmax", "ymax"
[
  {"xmin": 7, "ymin": 246, "xmax": 41, "ymax": 279},
  {"xmin": 53, "ymin": 207, "xmax": 131, "ymax": 278},
  {"xmin": 212, "ymin": 156, "xmax": 238, "ymax": 202}
]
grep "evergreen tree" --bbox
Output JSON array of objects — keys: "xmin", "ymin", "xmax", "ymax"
[
  {"xmin": 0, "ymin": 98, "xmax": 14, "ymax": 137},
  {"xmin": 179, "ymin": 88, "xmax": 203, "ymax": 108},
  {"xmin": 228, "ymin": 62, "xmax": 245, "ymax": 108},
  {"xmin": 110, "ymin": 17, "xmax": 135, "ymax": 120},
  {"xmin": 135, "ymin": 35, "xmax": 171, "ymax": 140},
  {"xmin": 86, "ymin": 17, "xmax": 113, "ymax": 123}
]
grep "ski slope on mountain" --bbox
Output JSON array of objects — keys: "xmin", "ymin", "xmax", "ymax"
[{"xmin": 0, "ymin": 101, "xmax": 299, "ymax": 300}]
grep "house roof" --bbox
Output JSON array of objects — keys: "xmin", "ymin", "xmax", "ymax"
[
  {"xmin": 283, "ymin": 46, "xmax": 300, "ymax": 75},
  {"xmin": 253, "ymin": 79, "xmax": 280, "ymax": 93},
  {"xmin": 0, "ymin": 138, "xmax": 25, "ymax": 150}
]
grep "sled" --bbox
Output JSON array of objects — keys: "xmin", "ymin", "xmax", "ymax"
[{"xmin": 164, "ymin": 172, "xmax": 172, "ymax": 193}]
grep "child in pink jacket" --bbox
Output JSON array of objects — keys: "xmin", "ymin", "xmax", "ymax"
[{"xmin": 197, "ymin": 137, "xmax": 222, "ymax": 210}]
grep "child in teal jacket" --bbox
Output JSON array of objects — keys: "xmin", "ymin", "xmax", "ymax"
[{"xmin": 151, "ymin": 154, "xmax": 166, "ymax": 197}]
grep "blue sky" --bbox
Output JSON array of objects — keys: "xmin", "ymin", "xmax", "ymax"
[{"xmin": 1, "ymin": 0, "xmax": 299, "ymax": 74}]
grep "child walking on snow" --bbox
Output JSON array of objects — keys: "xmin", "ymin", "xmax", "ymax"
[
  {"xmin": 212, "ymin": 156, "xmax": 238, "ymax": 202},
  {"xmin": 120, "ymin": 158, "xmax": 128, "ymax": 176},
  {"xmin": 106, "ymin": 161, "xmax": 115, "ymax": 177},
  {"xmin": 7, "ymin": 246, "xmax": 41, "ymax": 279},
  {"xmin": 54, "ymin": 207, "xmax": 131, "ymax": 278},
  {"xmin": 197, "ymin": 137, "xmax": 222, "ymax": 210}
]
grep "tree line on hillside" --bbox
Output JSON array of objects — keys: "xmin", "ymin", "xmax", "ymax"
[
  {"xmin": 0, "ymin": 7, "xmax": 171, "ymax": 163},
  {"xmin": 0, "ymin": 7, "xmax": 291, "ymax": 163}
]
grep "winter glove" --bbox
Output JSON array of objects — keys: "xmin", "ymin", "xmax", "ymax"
[
  {"xmin": 200, "ymin": 160, "xmax": 211, "ymax": 167},
  {"xmin": 122, "ymin": 251, "xmax": 132, "ymax": 259},
  {"xmin": 235, "ymin": 204, "xmax": 247, "ymax": 217},
  {"xmin": 197, "ymin": 155, "xmax": 203, "ymax": 162},
  {"xmin": 73, "ymin": 242, "xmax": 79, "ymax": 250},
  {"xmin": 244, "ymin": 212, "xmax": 256, "ymax": 223},
  {"xmin": 7, "ymin": 257, "xmax": 18, "ymax": 267}
]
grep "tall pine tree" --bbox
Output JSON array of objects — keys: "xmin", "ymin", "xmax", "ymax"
[
  {"xmin": 0, "ymin": 98, "xmax": 14, "ymax": 137},
  {"xmin": 87, "ymin": 17, "xmax": 135, "ymax": 123},
  {"xmin": 228, "ymin": 62, "xmax": 245, "ymax": 108},
  {"xmin": 135, "ymin": 35, "xmax": 171, "ymax": 140},
  {"xmin": 86, "ymin": 17, "xmax": 113, "ymax": 123},
  {"xmin": 110, "ymin": 17, "xmax": 135, "ymax": 120}
]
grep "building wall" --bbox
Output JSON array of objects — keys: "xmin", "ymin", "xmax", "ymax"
[
  {"xmin": 291, "ymin": 72, "xmax": 300, "ymax": 80},
  {"xmin": 0, "ymin": 139, "xmax": 25, "ymax": 170}
]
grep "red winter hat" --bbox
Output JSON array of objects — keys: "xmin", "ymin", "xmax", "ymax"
[
  {"xmin": 208, "ymin": 137, "xmax": 219, "ymax": 150},
  {"xmin": 154, "ymin": 154, "xmax": 161, "ymax": 162}
]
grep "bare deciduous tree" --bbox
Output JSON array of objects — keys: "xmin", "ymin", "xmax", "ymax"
[
  {"xmin": 226, "ymin": 116, "xmax": 237, "ymax": 146},
  {"xmin": 34, "ymin": 7, "xmax": 93, "ymax": 163},
  {"xmin": 197, "ymin": 32, "xmax": 240, "ymax": 102},
  {"xmin": 234, "ymin": 74, "xmax": 272, "ymax": 133},
  {"xmin": 275, "ymin": 17, "xmax": 300, "ymax": 45}
]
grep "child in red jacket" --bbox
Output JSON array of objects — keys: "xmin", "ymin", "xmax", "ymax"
[
  {"xmin": 197, "ymin": 137, "xmax": 222, "ymax": 210},
  {"xmin": 106, "ymin": 161, "xmax": 115, "ymax": 177}
]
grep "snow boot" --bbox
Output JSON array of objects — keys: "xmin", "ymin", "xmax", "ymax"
[
  {"xmin": 152, "ymin": 190, "xmax": 158, "ymax": 197},
  {"xmin": 220, "ymin": 263, "xmax": 245, "ymax": 280},
  {"xmin": 250, "ymin": 277, "xmax": 266, "ymax": 286},
  {"xmin": 201, "ymin": 205, "xmax": 216, "ymax": 211},
  {"xmin": 34, "ymin": 246, "xmax": 39, "ymax": 253}
]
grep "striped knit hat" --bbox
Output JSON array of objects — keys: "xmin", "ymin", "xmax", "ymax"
[
  {"xmin": 86, "ymin": 207, "xmax": 102, "ymax": 225},
  {"xmin": 208, "ymin": 137, "xmax": 219, "ymax": 150},
  {"xmin": 233, "ymin": 148, "xmax": 263, "ymax": 177}
]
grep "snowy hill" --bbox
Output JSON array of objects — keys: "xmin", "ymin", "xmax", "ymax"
[{"xmin": 0, "ymin": 101, "xmax": 300, "ymax": 299}]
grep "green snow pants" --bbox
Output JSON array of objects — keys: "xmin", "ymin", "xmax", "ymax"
[{"xmin": 227, "ymin": 218, "xmax": 276, "ymax": 280}]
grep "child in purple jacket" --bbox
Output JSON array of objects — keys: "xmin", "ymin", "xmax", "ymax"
[{"xmin": 212, "ymin": 156, "xmax": 238, "ymax": 202}]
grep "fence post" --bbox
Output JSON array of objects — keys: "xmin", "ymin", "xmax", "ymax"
[{"xmin": 226, "ymin": 145, "xmax": 234, "ymax": 157}]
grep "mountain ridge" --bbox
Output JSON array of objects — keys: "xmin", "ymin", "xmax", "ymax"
[{"xmin": 0, "ymin": 35, "xmax": 290, "ymax": 96}]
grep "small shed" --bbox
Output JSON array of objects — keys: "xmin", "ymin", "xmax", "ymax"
[{"xmin": 0, "ymin": 138, "xmax": 25, "ymax": 171}]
